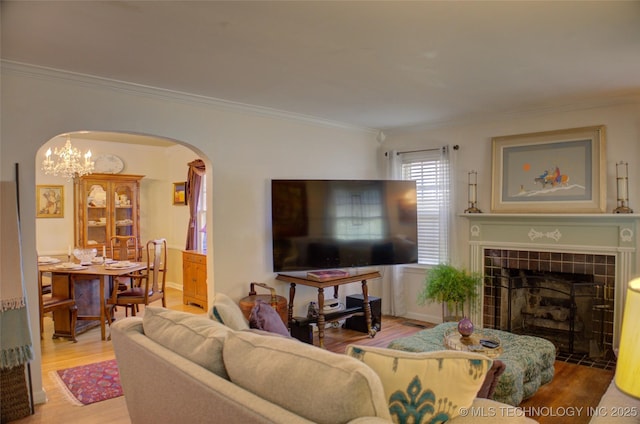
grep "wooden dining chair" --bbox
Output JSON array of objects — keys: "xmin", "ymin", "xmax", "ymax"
[
  {"xmin": 39, "ymin": 274, "xmax": 78, "ymax": 343},
  {"xmin": 109, "ymin": 235, "xmax": 140, "ymax": 296},
  {"xmin": 107, "ymin": 239, "xmax": 167, "ymax": 339},
  {"xmin": 109, "ymin": 235, "xmax": 140, "ymax": 262}
]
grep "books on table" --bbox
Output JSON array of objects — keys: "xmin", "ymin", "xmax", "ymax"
[{"xmin": 306, "ymin": 269, "xmax": 350, "ymax": 282}]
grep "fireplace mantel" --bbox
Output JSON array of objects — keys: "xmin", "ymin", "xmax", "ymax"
[
  {"xmin": 459, "ymin": 213, "xmax": 640, "ymax": 222},
  {"xmin": 460, "ymin": 213, "xmax": 640, "ymax": 348}
]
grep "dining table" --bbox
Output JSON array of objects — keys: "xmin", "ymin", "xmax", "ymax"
[{"xmin": 38, "ymin": 258, "xmax": 147, "ymax": 341}]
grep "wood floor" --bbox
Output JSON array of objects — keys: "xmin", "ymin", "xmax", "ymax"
[
  {"xmin": 14, "ymin": 288, "xmax": 205, "ymax": 424},
  {"xmin": 14, "ymin": 288, "xmax": 613, "ymax": 424}
]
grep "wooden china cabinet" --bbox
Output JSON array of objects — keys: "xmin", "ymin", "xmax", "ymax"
[{"xmin": 74, "ymin": 173, "xmax": 144, "ymax": 251}]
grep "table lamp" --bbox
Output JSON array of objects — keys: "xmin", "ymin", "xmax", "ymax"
[{"xmin": 615, "ymin": 277, "xmax": 640, "ymax": 399}]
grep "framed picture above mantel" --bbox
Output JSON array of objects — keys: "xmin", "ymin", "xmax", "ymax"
[{"xmin": 491, "ymin": 125, "xmax": 606, "ymax": 213}]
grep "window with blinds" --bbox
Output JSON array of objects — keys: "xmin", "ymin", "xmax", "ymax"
[{"xmin": 399, "ymin": 147, "xmax": 450, "ymax": 265}]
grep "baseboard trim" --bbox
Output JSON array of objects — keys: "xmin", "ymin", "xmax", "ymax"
[
  {"xmin": 166, "ymin": 282, "xmax": 182, "ymax": 291},
  {"xmin": 402, "ymin": 311, "xmax": 441, "ymax": 324},
  {"xmin": 33, "ymin": 388, "xmax": 47, "ymax": 405}
]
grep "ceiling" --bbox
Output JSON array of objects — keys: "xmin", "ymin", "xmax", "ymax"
[{"xmin": 2, "ymin": 1, "xmax": 640, "ymax": 132}]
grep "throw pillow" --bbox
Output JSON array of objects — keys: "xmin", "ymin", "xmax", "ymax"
[
  {"xmin": 248, "ymin": 299, "xmax": 290, "ymax": 337},
  {"xmin": 223, "ymin": 330, "xmax": 391, "ymax": 424},
  {"xmin": 208, "ymin": 292, "xmax": 249, "ymax": 330},
  {"xmin": 142, "ymin": 306, "xmax": 231, "ymax": 379},
  {"xmin": 476, "ymin": 359, "xmax": 506, "ymax": 399},
  {"xmin": 346, "ymin": 345, "xmax": 493, "ymax": 424}
]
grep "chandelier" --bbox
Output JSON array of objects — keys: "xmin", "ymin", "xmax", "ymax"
[{"xmin": 42, "ymin": 135, "xmax": 94, "ymax": 180}]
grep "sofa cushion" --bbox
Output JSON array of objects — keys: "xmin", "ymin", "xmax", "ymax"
[
  {"xmin": 208, "ymin": 292, "xmax": 249, "ymax": 330},
  {"xmin": 345, "ymin": 344, "xmax": 492, "ymax": 424},
  {"xmin": 249, "ymin": 299, "xmax": 290, "ymax": 337},
  {"xmin": 223, "ymin": 330, "xmax": 391, "ymax": 424},
  {"xmin": 142, "ymin": 307, "xmax": 230, "ymax": 379}
]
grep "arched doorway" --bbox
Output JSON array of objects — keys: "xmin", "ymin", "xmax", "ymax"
[{"xmin": 35, "ymin": 130, "xmax": 210, "ymax": 339}]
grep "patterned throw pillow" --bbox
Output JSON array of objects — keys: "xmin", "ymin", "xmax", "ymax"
[
  {"xmin": 346, "ymin": 345, "xmax": 492, "ymax": 424},
  {"xmin": 208, "ymin": 292, "xmax": 249, "ymax": 330}
]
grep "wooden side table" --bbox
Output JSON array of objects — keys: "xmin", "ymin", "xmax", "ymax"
[{"xmin": 276, "ymin": 271, "xmax": 381, "ymax": 348}]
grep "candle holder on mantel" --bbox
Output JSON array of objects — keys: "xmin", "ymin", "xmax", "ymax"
[
  {"xmin": 464, "ymin": 170, "xmax": 482, "ymax": 213},
  {"xmin": 614, "ymin": 161, "xmax": 633, "ymax": 214}
]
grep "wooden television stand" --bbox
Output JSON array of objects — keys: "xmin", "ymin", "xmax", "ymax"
[{"xmin": 275, "ymin": 271, "xmax": 381, "ymax": 348}]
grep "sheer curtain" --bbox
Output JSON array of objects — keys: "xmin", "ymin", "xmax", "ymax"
[
  {"xmin": 381, "ymin": 150, "xmax": 405, "ymax": 316},
  {"xmin": 185, "ymin": 159, "xmax": 206, "ymax": 251}
]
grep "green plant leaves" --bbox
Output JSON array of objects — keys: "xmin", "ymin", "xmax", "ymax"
[{"xmin": 417, "ymin": 263, "xmax": 480, "ymax": 316}]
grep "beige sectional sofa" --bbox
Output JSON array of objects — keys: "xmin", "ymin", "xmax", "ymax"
[{"xmin": 111, "ymin": 307, "xmax": 536, "ymax": 423}]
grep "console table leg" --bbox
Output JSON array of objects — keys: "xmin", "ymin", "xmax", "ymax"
[
  {"xmin": 361, "ymin": 280, "xmax": 375, "ymax": 338},
  {"xmin": 288, "ymin": 283, "xmax": 296, "ymax": 328},
  {"xmin": 317, "ymin": 288, "xmax": 325, "ymax": 348}
]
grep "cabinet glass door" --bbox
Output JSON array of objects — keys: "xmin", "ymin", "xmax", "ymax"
[
  {"xmin": 114, "ymin": 183, "xmax": 135, "ymax": 237},
  {"xmin": 86, "ymin": 182, "xmax": 109, "ymax": 247}
]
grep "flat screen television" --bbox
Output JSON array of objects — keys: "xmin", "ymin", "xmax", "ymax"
[{"xmin": 271, "ymin": 179, "xmax": 418, "ymax": 272}]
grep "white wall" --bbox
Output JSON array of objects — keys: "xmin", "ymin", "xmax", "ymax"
[
  {"xmin": 1, "ymin": 63, "xmax": 379, "ymax": 403},
  {"xmin": 381, "ymin": 100, "xmax": 640, "ymax": 322}
]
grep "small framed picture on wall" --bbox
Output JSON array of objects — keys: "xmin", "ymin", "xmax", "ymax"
[
  {"xmin": 36, "ymin": 185, "xmax": 64, "ymax": 218},
  {"xmin": 173, "ymin": 182, "xmax": 187, "ymax": 205}
]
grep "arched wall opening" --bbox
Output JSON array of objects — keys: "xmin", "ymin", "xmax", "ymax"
[{"xmin": 34, "ymin": 129, "xmax": 213, "ymax": 337}]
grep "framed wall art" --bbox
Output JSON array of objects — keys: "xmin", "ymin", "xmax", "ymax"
[
  {"xmin": 36, "ymin": 185, "xmax": 64, "ymax": 218},
  {"xmin": 490, "ymin": 125, "xmax": 606, "ymax": 213},
  {"xmin": 173, "ymin": 181, "xmax": 187, "ymax": 205}
]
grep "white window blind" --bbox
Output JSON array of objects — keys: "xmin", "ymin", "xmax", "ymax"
[{"xmin": 399, "ymin": 147, "xmax": 450, "ymax": 265}]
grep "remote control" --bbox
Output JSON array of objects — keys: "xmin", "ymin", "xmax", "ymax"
[{"xmin": 479, "ymin": 339, "xmax": 499, "ymax": 349}]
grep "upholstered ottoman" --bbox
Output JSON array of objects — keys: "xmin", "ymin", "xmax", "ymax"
[{"xmin": 387, "ymin": 322, "xmax": 556, "ymax": 406}]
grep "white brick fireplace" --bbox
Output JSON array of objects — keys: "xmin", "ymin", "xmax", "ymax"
[{"xmin": 462, "ymin": 214, "xmax": 639, "ymax": 350}]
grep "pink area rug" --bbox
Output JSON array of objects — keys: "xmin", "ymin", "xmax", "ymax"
[{"xmin": 50, "ymin": 359, "xmax": 122, "ymax": 406}]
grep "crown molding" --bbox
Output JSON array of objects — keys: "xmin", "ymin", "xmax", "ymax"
[
  {"xmin": 1, "ymin": 60, "xmax": 377, "ymax": 134},
  {"xmin": 386, "ymin": 92, "xmax": 640, "ymax": 135}
]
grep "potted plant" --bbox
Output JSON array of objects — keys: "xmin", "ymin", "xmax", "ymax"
[{"xmin": 417, "ymin": 263, "xmax": 481, "ymax": 322}]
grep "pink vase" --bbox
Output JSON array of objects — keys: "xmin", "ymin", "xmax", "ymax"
[{"xmin": 458, "ymin": 317, "xmax": 474, "ymax": 337}]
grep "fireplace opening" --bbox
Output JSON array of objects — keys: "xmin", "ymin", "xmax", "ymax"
[
  {"xmin": 484, "ymin": 249, "xmax": 615, "ymax": 360},
  {"xmin": 495, "ymin": 269, "xmax": 600, "ymax": 354}
]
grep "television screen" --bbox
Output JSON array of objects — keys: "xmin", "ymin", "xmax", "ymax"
[{"xmin": 271, "ymin": 179, "xmax": 418, "ymax": 272}]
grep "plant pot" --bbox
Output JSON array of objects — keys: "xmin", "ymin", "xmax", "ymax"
[{"xmin": 442, "ymin": 302, "xmax": 464, "ymax": 322}]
